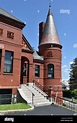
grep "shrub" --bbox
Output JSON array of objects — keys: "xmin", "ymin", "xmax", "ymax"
[
  {"xmin": 63, "ymin": 90, "xmax": 77, "ymax": 99},
  {"xmin": 71, "ymin": 90, "xmax": 77, "ymax": 99},
  {"xmin": 63, "ymin": 90, "xmax": 72, "ymax": 98}
]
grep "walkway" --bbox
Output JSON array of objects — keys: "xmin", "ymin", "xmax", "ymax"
[{"xmin": 3, "ymin": 104, "xmax": 76, "ymax": 115}]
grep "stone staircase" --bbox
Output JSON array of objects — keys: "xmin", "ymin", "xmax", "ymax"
[{"xmin": 18, "ymin": 83, "xmax": 52, "ymax": 107}]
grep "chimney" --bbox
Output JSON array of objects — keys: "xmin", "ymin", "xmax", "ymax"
[{"xmin": 39, "ymin": 22, "xmax": 45, "ymax": 45}]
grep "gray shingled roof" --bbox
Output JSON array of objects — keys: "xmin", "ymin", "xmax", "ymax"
[
  {"xmin": 0, "ymin": 8, "xmax": 23, "ymax": 23},
  {"xmin": 33, "ymin": 51, "xmax": 44, "ymax": 60}
]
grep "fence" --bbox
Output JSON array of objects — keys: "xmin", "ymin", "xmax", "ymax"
[
  {"xmin": 52, "ymin": 95, "xmax": 77, "ymax": 112},
  {"xmin": 63, "ymin": 98, "xmax": 77, "ymax": 112}
]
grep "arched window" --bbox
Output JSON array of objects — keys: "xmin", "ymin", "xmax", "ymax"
[
  {"xmin": 47, "ymin": 64, "xmax": 54, "ymax": 79},
  {"xmin": 47, "ymin": 51, "xmax": 52, "ymax": 57}
]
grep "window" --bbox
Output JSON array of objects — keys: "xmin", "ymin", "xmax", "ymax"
[
  {"xmin": 4, "ymin": 51, "xmax": 13, "ymax": 73},
  {"xmin": 35, "ymin": 65, "xmax": 40, "ymax": 77},
  {"xmin": 48, "ymin": 64, "xmax": 54, "ymax": 78},
  {"xmin": 0, "ymin": 49, "xmax": 2, "ymax": 72},
  {"xmin": 7, "ymin": 31, "xmax": 14, "ymax": 39},
  {"xmin": 0, "ymin": 28, "xmax": 3, "ymax": 36},
  {"xmin": 23, "ymin": 63, "xmax": 26, "ymax": 77}
]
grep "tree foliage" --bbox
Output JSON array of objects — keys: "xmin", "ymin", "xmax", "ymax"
[{"xmin": 69, "ymin": 58, "xmax": 77, "ymax": 90}]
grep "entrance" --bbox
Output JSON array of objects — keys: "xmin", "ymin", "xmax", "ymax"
[{"xmin": 20, "ymin": 57, "xmax": 29, "ymax": 84}]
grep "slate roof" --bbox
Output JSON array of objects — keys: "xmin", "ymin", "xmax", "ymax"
[
  {"xmin": 33, "ymin": 51, "xmax": 44, "ymax": 60},
  {"xmin": 0, "ymin": 8, "xmax": 24, "ymax": 24}
]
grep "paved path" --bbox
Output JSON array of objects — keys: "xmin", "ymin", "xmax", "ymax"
[{"xmin": 3, "ymin": 104, "xmax": 75, "ymax": 116}]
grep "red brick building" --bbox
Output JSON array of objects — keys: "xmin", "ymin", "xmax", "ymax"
[{"xmin": 0, "ymin": 7, "xmax": 62, "ymax": 104}]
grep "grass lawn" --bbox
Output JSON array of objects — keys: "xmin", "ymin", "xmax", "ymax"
[
  {"xmin": 0, "ymin": 103, "xmax": 32, "ymax": 111},
  {"xmin": 74, "ymin": 99, "xmax": 77, "ymax": 103}
]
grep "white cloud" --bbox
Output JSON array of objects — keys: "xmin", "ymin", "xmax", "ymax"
[
  {"xmin": 62, "ymin": 65, "xmax": 70, "ymax": 80},
  {"xmin": 70, "ymin": 62, "xmax": 74, "ymax": 65},
  {"xmin": 73, "ymin": 43, "xmax": 77, "ymax": 48},
  {"xmin": 62, "ymin": 65, "xmax": 67, "ymax": 69},
  {"xmin": 64, "ymin": 68, "xmax": 69, "ymax": 73},
  {"xmin": 62, "ymin": 65, "xmax": 69, "ymax": 73},
  {"xmin": 70, "ymin": 62, "xmax": 73, "ymax": 64}
]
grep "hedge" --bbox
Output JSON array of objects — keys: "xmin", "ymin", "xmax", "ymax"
[{"xmin": 63, "ymin": 90, "xmax": 77, "ymax": 98}]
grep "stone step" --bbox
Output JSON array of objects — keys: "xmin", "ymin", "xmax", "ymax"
[{"xmin": 18, "ymin": 84, "xmax": 52, "ymax": 106}]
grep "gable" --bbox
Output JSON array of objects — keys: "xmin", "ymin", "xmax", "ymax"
[{"xmin": 22, "ymin": 34, "xmax": 33, "ymax": 52}]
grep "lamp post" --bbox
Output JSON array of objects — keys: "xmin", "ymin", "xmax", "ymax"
[{"xmin": 48, "ymin": 85, "xmax": 53, "ymax": 102}]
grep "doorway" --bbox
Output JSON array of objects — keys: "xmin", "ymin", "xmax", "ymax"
[{"xmin": 20, "ymin": 57, "xmax": 29, "ymax": 84}]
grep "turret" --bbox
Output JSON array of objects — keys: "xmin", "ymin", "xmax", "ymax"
[{"xmin": 38, "ymin": 6, "xmax": 63, "ymax": 103}]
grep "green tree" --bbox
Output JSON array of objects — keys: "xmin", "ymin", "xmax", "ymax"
[{"xmin": 69, "ymin": 58, "xmax": 77, "ymax": 90}]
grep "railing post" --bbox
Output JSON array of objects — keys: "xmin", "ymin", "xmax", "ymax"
[
  {"xmin": 32, "ymin": 93, "xmax": 35, "ymax": 105},
  {"xmin": 33, "ymin": 80, "xmax": 35, "ymax": 86},
  {"xmin": 48, "ymin": 86, "xmax": 53, "ymax": 102},
  {"xmin": 55, "ymin": 86, "xmax": 59, "ymax": 104}
]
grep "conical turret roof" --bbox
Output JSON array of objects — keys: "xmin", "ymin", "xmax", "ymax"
[{"xmin": 39, "ymin": 7, "xmax": 61, "ymax": 46}]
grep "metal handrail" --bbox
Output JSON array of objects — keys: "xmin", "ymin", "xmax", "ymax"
[
  {"xmin": 33, "ymin": 80, "xmax": 49, "ymax": 97},
  {"xmin": 25, "ymin": 85, "xmax": 35, "ymax": 95},
  {"xmin": 25, "ymin": 85, "xmax": 35, "ymax": 105}
]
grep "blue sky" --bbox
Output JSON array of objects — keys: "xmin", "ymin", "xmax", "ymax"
[{"xmin": 0, "ymin": 0, "xmax": 77, "ymax": 80}]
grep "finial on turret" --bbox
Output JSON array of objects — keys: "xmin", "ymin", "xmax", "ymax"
[
  {"xmin": 48, "ymin": 0, "xmax": 52, "ymax": 16},
  {"xmin": 49, "ymin": 0, "xmax": 51, "ymax": 8}
]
